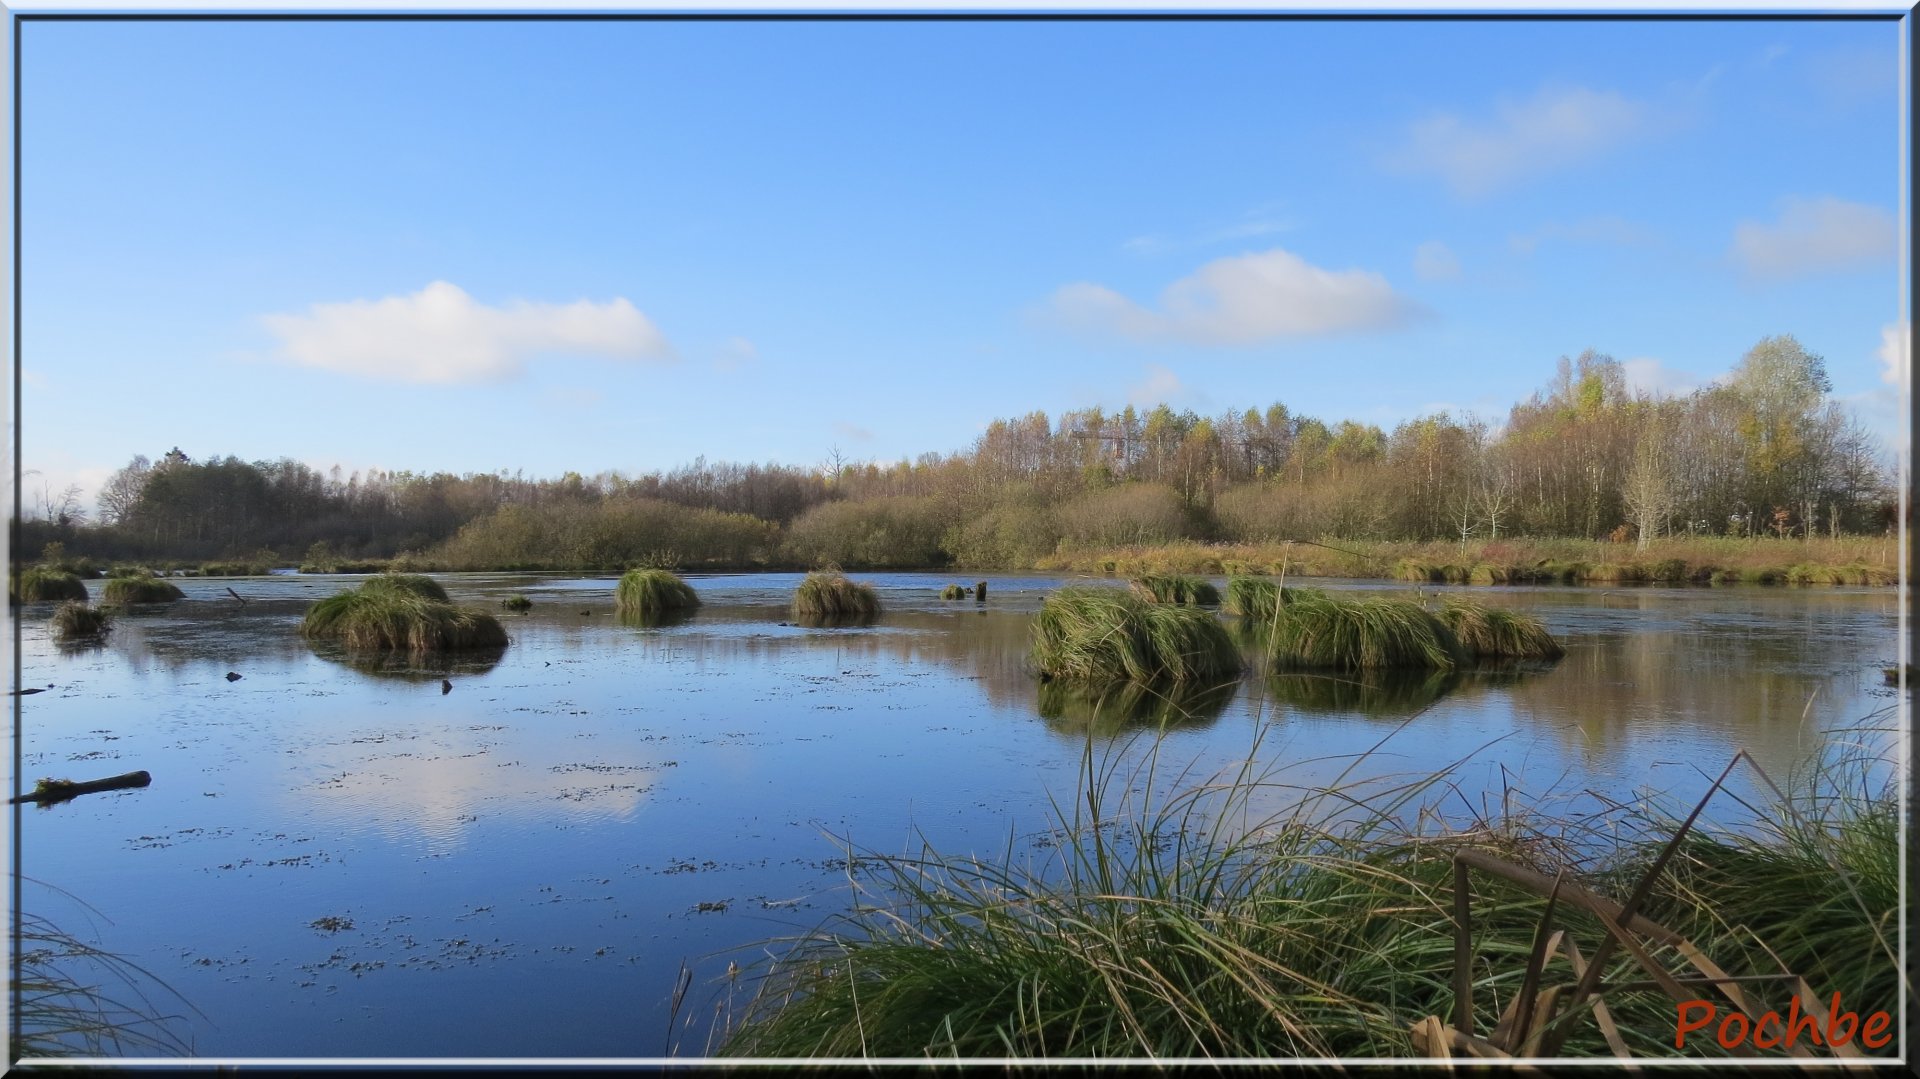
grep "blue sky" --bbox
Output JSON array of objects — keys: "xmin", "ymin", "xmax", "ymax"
[{"xmin": 15, "ymin": 16, "xmax": 1908, "ymax": 516}]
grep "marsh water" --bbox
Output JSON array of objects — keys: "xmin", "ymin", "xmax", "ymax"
[{"xmin": 13, "ymin": 571, "xmax": 1903, "ymax": 1058}]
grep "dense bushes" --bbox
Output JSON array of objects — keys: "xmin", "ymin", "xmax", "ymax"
[
  {"xmin": 783, "ymin": 496, "xmax": 950, "ymax": 569},
  {"xmin": 1055, "ymin": 484, "xmax": 1196, "ymax": 550},
  {"xmin": 431, "ymin": 498, "xmax": 778, "ymax": 571}
]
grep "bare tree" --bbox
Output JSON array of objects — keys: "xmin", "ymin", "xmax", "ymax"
[
  {"xmin": 97, "ymin": 454, "xmax": 152, "ymax": 525},
  {"xmin": 1622, "ymin": 422, "xmax": 1677, "ymax": 551}
]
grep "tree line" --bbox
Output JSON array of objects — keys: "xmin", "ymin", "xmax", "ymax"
[{"xmin": 17, "ymin": 336, "xmax": 1899, "ymax": 569}]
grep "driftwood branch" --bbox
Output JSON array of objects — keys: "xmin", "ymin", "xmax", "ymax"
[{"xmin": 11, "ymin": 770, "xmax": 151, "ymax": 805}]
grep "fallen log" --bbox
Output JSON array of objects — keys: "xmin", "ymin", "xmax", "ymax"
[{"xmin": 11, "ymin": 770, "xmax": 151, "ymax": 805}]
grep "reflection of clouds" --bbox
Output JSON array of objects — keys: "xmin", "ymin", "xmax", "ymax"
[{"xmin": 292, "ymin": 722, "xmax": 670, "ymax": 856}]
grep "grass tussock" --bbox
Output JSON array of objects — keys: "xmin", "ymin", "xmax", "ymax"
[
  {"xmin": 1265, "ymin": 588, "xmax": 1465, "ymax": 671},
  {"xmin": 1030, "ymin": 587, "xmax": 1241, "ymax": 685},
  {"xmin": 616, "ymin": 568, "xmax": 701, "ymax": 616},
  {"xmin": 791, "ymin": 572, "xmax": 880, "ymax": 624},
  {"xmin": 721, "ymin": 714, "xmax": 1900, "ymax": 1060},
  {"xmin": 101, "ymin": 576, "xmax": 185, "ymax": 605},
  {"xmin": 1221, "ymin": 577, "xmax": 1323, "ymax": 621},
  {"xmin": 940, "ymin": 584, "xmax": 969, "ymax": 600},
  {"xmin": 1129, "ymin": 574, "xmax": 1220, "ymax": 606},
  {"xmin": 299, "ymin": 585, "xmax": 508, "ymax": 652},
  {"xmin": 50, "ymin": 601, "xmax": 111, "ymax": 640},
  {"xmin": 1436, "ymin": 600, "xmax": 1565, "ymax": 661},
  {"xmin": 501, "ymin": 594, "xmax": 534, "ymax": 611},
  {"xmin": 11, "ymin": 568, "xmax": 90, "ymax": 604},
  {"xmin": 359, "ymin": 573, "xmax": 451, "ymax": 602}
]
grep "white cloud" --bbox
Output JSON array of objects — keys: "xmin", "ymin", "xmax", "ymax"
[
  {"xmin": 1044, "ymin": 247, "xmax": 1423, "ymax": 346},
  {"xmin": 1413, "ymin": 241, "xmax": 1462, "ymax": 283},
  {"xmin": 262, "ymin": 281, "xmax": 673, "ymax": 384},
  {"xmin": 714, "ymin": 336, "xmax": 758, "ymax": 372},
  {"xmin": 1509, "ymin": 216, "xmax": 1658, "ymax": 255},
  {"xmin": 1391, "ymin": 85, "xmax": 1648, "ymax": 197},
  {"xmin": 1126, "ymin": 364, "xmax": 1184, "ymax": 408},
  {"xmin": 1731, "ymin": 197, "xmax": 1896, "ymax": 280},
  {"xmin": 1621, "ymin": 356, "xmax": 1708, "ymax": 398},
  {"xmin": 1878, "ymin": 323, "xmax": 1909, "ymax": 391}
]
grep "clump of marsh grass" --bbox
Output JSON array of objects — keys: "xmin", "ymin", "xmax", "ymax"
[
  {"xmin": 940, "ymin": 584, "xmax": 969, "ymax": 600},
  {"xmin": 791, "ymin": 572, "xmax": 879, "ymax": 624},
  {"xmin": 101, "ymin": 576, "xmax": 184, "ymax": 605},
  {"xmin": 1129, "ymin": 574, "xmax": 1220, "ymax": 606},
  {"xmin": 1030, "ymin": 587, "xmax": 1241, "ymax": 684},
  {"xmin": 1221, "ymin": 577, "xmax": 1324, "ymax": 620},
  {"xmin": 1436, "ymin": 600, "xmax": 1565, "ymax": 661},
  {"xmin": 360, "ymin": 573, "xmax": 451, "ymax": 602},
  {"xmin": 49, "ymin": 601, "xmax": 111, "ymax": 641},
  {"xmin": 11, "ymin": 568, "xmax": 89, "ymax": 604},
  {"xmin": 616, "ymin": 568, "xmax": 701, "ymax": 616},
  {"xmin": 300, "ymin": 584, "xmax": 508, "ymax": 652},
  {"xmin": 501, "ymin": 594, "xmax": 533, "ymax": 611},
  {"xmin": 1265, "ymin": 589, "xmax": 1465, "ymax": 671}
]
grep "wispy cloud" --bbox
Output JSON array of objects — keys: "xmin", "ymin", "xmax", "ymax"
[
  {"xmin": 1412, "ymin": 240, "xmax": 1462, "ymax": 283},
  {"xmin": 1389, "ymin": 84, "xmax": 1649, "ymax": 197},
  {"xmin": 1730, "ymin": 196, "xmax": 1895, "ymax": 281},
  {"xmin": 263, "ymin": 281, "xmax": 673, "ymax": 384},
  {"xmin": 1044, "ymin": 247, "xmax": 1424, "ymax": 346},
  {"xmin": 1509, "ymin": 215, "xmax": 1658, "ymax": 255},
  {"xmin": 1621, "ymin": 356, "xmax": 1709, "ymax": 398},
  {"xmin": 1122, "ymin": 204, "xmax": 1293, "ymax": 256},
  {"xmin": 1126, "ymin": 364, "xmax": 1184, "ymax": 407}
]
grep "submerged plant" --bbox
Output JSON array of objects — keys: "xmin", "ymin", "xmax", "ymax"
[
  {"xmin": 1129, "ymin": 574, "xmax": 1220, "ymax": 606},
  {"xmin": 100, "ymin": 576, "xmax": 185, "ymax": 605},
  {"xmin": 49, "ymin": 601, "xmax": 111, "ymax": 640},
  {"xmin": 1030, "ymin": 587, "xmax": 1241, "ymax": 684},
  {"xmin": 791, "ymin": 572, "xmax": 879, "ymax": 624},
  {"xmin": 616, "ymin": 568, "xmax": 701, "ymax": 616}
]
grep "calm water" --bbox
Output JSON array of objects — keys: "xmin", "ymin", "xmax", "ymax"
[{"xmin": 12, "ymin": 571, "xmax": 1903, "ymax": 1058}]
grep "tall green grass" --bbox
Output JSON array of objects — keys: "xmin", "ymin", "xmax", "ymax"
[
  {"xmin": 49, "ymin": 601, "xmax": 111, "ymax": 640},
  {"xmin": 616, "ymin": 568, "xmax": 701, "ymax": 616},
  {"xmin": 13, "ymin": 900, "xmax": 197, "ymax": 1056},
  {"xmin": 1221, "ymin": 577, "xmax": 1323, "ymax": 620},
  {"xmin": 1030, "ymin": 587, "xmax": 1241, "ymax": 684},
  {"xmin": 11, "ymin": 568, "xmax": 89, "ymax": 604},
  {"xmin": 101, "ymin": 576, "xmax": 185, "ymax": 604},
  {"xmin": 1265, "ymin": 590, "xmax": 1465, "ymax": 671},
  {"xmin": 1436, "ymin": 601, "xmax": 1565, "ymax": 661},
  {"xmin": 300, "ymin": 585, "xmax": 508, "ymax": 652},
  {"xmin": 721, "ymin": 714, "xmax": 1900, "ymax": 1060},
  {"xmin": 791, "ymin": 572, "xmax": 879, "ymax": 624},
  {"xmin": 1129, "ymin": 574, "xmax": 1220, "ymax": 606}
]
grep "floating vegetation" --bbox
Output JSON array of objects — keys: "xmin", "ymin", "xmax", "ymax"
[
  {"xmin": 791, "ymin": 572, "xmax": 879, "ymax": 625},
  {"xmin": 1129, "ymin": 574, "xmax": 1220, "ymax": 606},
  {"xmin": 49, "ymin": 601, "xmax": 111, "ymax": 640},
  {"xmin": 1264, "ymin": 589, "xmax": 1464, "ymax": 671},
  {"xmin": 100, "ymin": 576, "xmax": 185, "ymax": 605},
  {"xmin": 616, "ymin": 568, "xmax": 701, "ymax": 616},
  {"xmin": 501, "ymin": 594, "xmax": 534, "ymax": 611},
  {"xmin": 359, "ymin": 573, "xmax": 451, "ymax": 602},
  {"xmin": 1266, "ymin": 668, "xmax": 1462, "ymax": 717},
  {"xmin": 300, "ymin": 584, "xmax": 508, "ymax": 652},
  {"xmin": 1030, "ymin": 587, "xmax": 1241, "ymax": 684},
  {"xmin": 940, "ymin": 584, "xmax": 969, "ymax": 600},
  {"xmin": 1036, "ymin": 678, "xmax": 1237, "ymax": 735},
  {"xmin": 13, "ymin": 568, "xmax": 89, "ymax": 605},
  {"xmin": 1435, "ymin": 600, "xmax": 1565, "ymax": 661}
]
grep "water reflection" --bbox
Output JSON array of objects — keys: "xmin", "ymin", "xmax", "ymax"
[
  {"xmin": 306, "ymin": 640, "xmax": 509, "ymax": 681},
  {"xmin": 616, "ymin": 608, "xmax": 698, "ymax": 631},
  {"xmin": 1267, "ymin": 669, "xmax": 1462, "ymax": 718},
  {"xmin": 1036, "ymin": 679, "xmax": 1238, "ymax": 735}
]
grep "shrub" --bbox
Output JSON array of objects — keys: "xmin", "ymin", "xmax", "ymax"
[
  {"xmin": 784, "ymin": 497, "xmax": 950, "ymax": 569},
  {"xmin": 101, "ymin": 577, "xmax": 184, "ymax": 604},
  {"xmin": 1055, "ymin": 485, "xmax": 1195, "ymax": 550},
  {"xmin": 616, "ymin": 569, "xmax": 701, "ymax": 615},
  {"xmin": 791, "ymin": 572, "xmax": 880, "ymax": 624},
  {"xmin": 1030, "ymin": 587, "xmax": 1241, "ymax": 684}
]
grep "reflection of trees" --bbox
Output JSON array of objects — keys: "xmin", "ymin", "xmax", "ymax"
[
  {"xmin": 305, "ymin": 640, "xmax": 508, "ymax": 682},
  {"xmin": 1036, "ymin": 679, "xmax": 1238, "ymax": 736}
]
